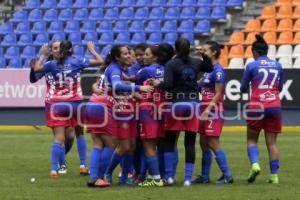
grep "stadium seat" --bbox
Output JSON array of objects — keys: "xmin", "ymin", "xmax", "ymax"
[
  {"xmin": 277, "ymin": 6, "xmax": 292, "ymax": 19},
  {"xmin": 194, "ymin": 20, "xmax": 211, "ymax": 34},
  {"xmin": 263, "ymin": 32, "xmax": 277, "ymax": 44},
  {"xmin": 0, "ymin": 57, "xmax": 6, "ymax": 68},
  {"xmin": 33, "ymin": 33, "xmax": 49, "ymax": 46},
  {"xmin": 97, "ymin": 21, "xmax": 113, "ymax": 33},
  {"xmin": 82, "ymin": 33, "xmax": 98, "ymax": 45},
  {"xmin": 120, "ymin": 0, "xmax": 136, "ymax": 7},
  {"xmin": 89, "ymin": 8, "xmax": 104, "ymax": 21},
  {"xmin": 261, "ymin": 19, "xmax": 277, "ymax": 32},
  {"xmin": 277, "ymin": 31, "xmax": 293, "ymax": 44},
  {"xmin": 182, "ymin": 0, "xmax": 197, "ymax": 6},
  {"xmin": 244, "ymin": 32, "xmax": 257, "ymax": 45},
  {"xmin": 293, "ymin": 6, "xmax": 300, "ymax": 18},
  {"xmin": 293, "ymin": 0, "xmax": 300, "ymax": 5},
  {"xmin": 48, "ymin": 21, "xmax": 64, "ymax": 34},
  {"xmin": 292, "ymin": 45, "xmax": 300, "ymax": 58},
  {"xmin": 211, "ymin": 6, "xmax": 227, "ymax": 21},
  {"xmin": 10, "ymin": 10, "xmax": 28, "ymax": 22},
  {"xmin": 244, "ymin": 46, "xmax": 253, "ymax": 58},
  {"xmin": 149, "ymin": 7, "xmax": 164, "ymax": 19},
  {"xmin": 276, "ymin": 45, "xmax": 292, "ymax": 57},
  {"xmin": 21, "ymin": 46, "xmax": 36, "ymax": 59},
  {"xmin": 5, "ymin": 46, "xmax": 20, "ymax": 59},
  {"xmin": 24, "ymin": 0, "xmax": 41, "ymax": 10},
  {"xmin": 227, "ymin": 32, "xmax": 244, "ymax": 45},
  {"xmin": 41, "ymin": 0, "xmax": 57, "ymax": 9},
  {"xmin": 74, "ymin": 8, "xmax": 89, "ymax": 21},
  {"xmin": 115, "ymin": 32, "xmax": 131, "ymax": 45},
  {"xmin": 163, "ymin": 32, "xmax": 177, "ymax": 45},
  {"xmin": 277, "ymin": 19, "xmax": 293, "ymax": 32},
  {"xmin": 243, "ymin": 19, "xmax": 261, "ymax": 32},
  {"xmin": 58, "ymin": 9, "xmax": 73, "ymax": 21},
  {"xmin": 293, "ymin": 57, "xmax": 300, "ymax": 68},
  {"xmin": 292, "ymin": 32, "xmax": 300, "ymax": 44},
  {"xmin": 180, "ymin": 7, "xmax": 196, "ymax": 19},
  {"xmin": 181, "ymin": 32, "xmax": 194, "ymax": 45},
  {"xmin": 31, "ymin": 21, "xmax": 47, "ymax": 34},
  {"xmin": 104, "ymin": 8, "xmax": 119, "ymax": 20},
  {"xmin": 105, "ymin": 0, "xmax": 120, "ymax": 7},
  {"xmin": 227, "ymin": 0, "xmax": 243, "ymax": 8},
  {"xmin": 73, "ymin": 45, "xmax": 84, "ymax": 58},
  {"xmin": 135, "ymin": 7, "xmax": 149, "ymax": 20},
  {"xmin": 259, "ymin": 5, "xmax": 276, "ymax": 19},
  {"xmin": 130, "ymin": 20, "xmax": 145, "ymax": 32},
  {"xmin": 98, "ymin": 32, "xmax": 114, "ymax": 45},
  {"xmin": 119, "ymin": 7, "xmax": 134, "ymax": 20},
  {"xmin": 228, "ymin": 58, "xmax": 244, "ymax": 68},
  {"xmin": 178, "ymin": 20, "xmax": 193, "ymax": 33},
  {"xmin": 276, "ymin": 0, "xmax": 292, "ymax": 6},
  {"xmin": 131, "ymin": 32, "xmax": 146, "ymax": 45},
  {"xmin": 135, "ymin": 0, "xmax": 151, "ymax": 7},
  {"xmin": 267, "ymin": 45, "xmax": 277, "ymax": 59},
  {"xmin": 52, "ymin": 33, "xmax": 66, "ymax": 41},
  {"xmin": 228, "ymin": 45, "xmax": 244, "ymax": 58},
  {"xmin": 198, "ymin": 0, "xmax": 212, "ymax": 6},
  {"xmin": 43, "ymin": 9, "xmax": 58, "ymax": 22},
  {"xmin": 18, "ymin": 33, "xmax": 33, "ymax": 46},
  {"xmin": 89, "ymin": 0, "xmax": 105, "ymax": 8},
  {"xmin": 212, "ymin": 0, "xmax": 226, "ymax": 6},
  {"xmin": 74, "ymin": 0, "xmax": 88, "ymax": 8},
  {"xmin": 165, "ymin": 7, "xmax": 180, "ymax": 20},
  {"xmin": 0, "ymin": 22, "xmax": 13, "ymax": 35},
  {"xmin": 294, "ymin": 19, "xmax": 300, "ymax": 31},
  {"xmin": 151, "ymin": 0, "xmax": 166, "ymax": 6},
  {"xmin": 195, "ymin": 7, "xmax": 211, "ymax": 20},
  {"xmin": 219, "ymin": 55, "xmax": 228, "ymax": 68},
  {"xmin": 28, "ymin": 9, "xmax": 43, "ymax": 22},
  {"xmin": 114, "ymin": 20, "xmax": 129, "ymax": 33},
  {"xmin": 8, "ymin": 58, "xmax": 22, "ymax": 68},
  {"xmin": 167, "ymin": 0, "xmax": 182, "ymax": 7},
  {"xmin": 147, "ymin": 32, "xmax": 162, "ymax": 45},
  {"xmin": 23, "ymin": 58, "xmax": 33, "ymax": 68},
  {"xmin": 244, "ymin": 58, "xmax": 255, "ymax": 66},
  {"xmin": 100, "ymin": 45, "xmax": 112, "ymax": 58},
  {"xmin": 278, "ymin": 57, "xmax": 292, "ymax": 68},
  {"xmin": 81, "ymin": 21, "xmax": 97, "ymax": 33},
  {"xmin": 57, "ymin": 0, "xmax": 73, "ymax": 8},
  {"xmin": 145, "ymin": 20, "xmax": 161, "ymax": 32},
  {"xmin": 64, "ymin": 21, "xmax": 80, "ymax": 33},
  {"xmin": 0, "ymin": 47, "xmax": 3, "ymax": 57},
  {"xmin": 68, "ymin": 33, "xmax": 82, "ymax": 45},
  {"xmin": 161, "ymin": 20, "xmax": 177, "ymax": 32},
  {"xmin": 1, "ymin": 34, "xmax": 17, "ymax": 46}
]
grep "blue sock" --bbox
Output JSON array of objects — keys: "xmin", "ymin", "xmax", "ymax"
[
  {"xmin": 133, "ymin": 148, "xmax": 141, "ymax": 175},
  {"xmin": 201, "ymin": 150, "xmax": 212, "ymax": 179},
  {"xmin": 121, "ymin": 154, "xmax": 134, "ymax": 183},
  {"xmin": 164, "ymin": 152, "xmax": 175, "ymax": 179},
  {"xmin": 98, "ymin": 147, "xmax": 114, "ymax": 178},
  {"xmin": 89, "ymin": 147, "xmax": 102, "ymax": 180},
  {"xmin": 51, "ymin": 142, "xmax": 62, "ymax": 171},
  {"xmin": 146, "ymin": 155, "xmax": 161, "ymax": 181},
  {"xmin": 184, "ymin": 162, "xmax": 194, "ymax": 181},
  {"xmin": 105, "ymin": 151, "xmax": 123, "ymax": 176},
  {"xmin": 247, "ymin": 145, "xmax": 259, "ymax": 164},
  {"xmin": 76, "ymin": 135, "xmax": 87, "ymax": 166},
  {"xmin": 215, "ymin": 149, "xmax": 231, "ymax": 177},
  {"xmin": 140, "ymin": 150, "xmax": 147, "ymax": 179},
  {"xmin": 173, "ymin": 149, "xmax": 179, "ymax": 178},
  {"xmin": 158, "ymin": 149, "xmax": 164, "ymax": 177},
  {"xmin": 270, "ymin": 160, "xmax": 280, "ymax": 174},
  {"xmin": 59, "ymin": 146, "xmax": 66, "ymax": 166}
]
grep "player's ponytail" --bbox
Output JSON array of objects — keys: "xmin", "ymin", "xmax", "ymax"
[
  {"xmin": 160, "ymin": 43, "xmax": 175, "ymax": 65},
  {"xmin": 175, "ymin": 37, "xmax": 190, "ymax": 63},
  {"xmin": 58, "ymin": 40, "xmax": 73, "ymax": 64},
  {"xmin": 102, "ymin": 44, "xmax": 126, "ymax": 70},
  {"xmin": 205, "ymin": 41, "xmax": 224, "ymax": 59},
  {"xmin": 252, "ymin": 34, "xmax": 268, "ymax": 57}
]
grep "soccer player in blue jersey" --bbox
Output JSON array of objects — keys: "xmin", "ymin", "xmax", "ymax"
[{"xmin": 240, "ymin": 35, "xmax": 284, "ymax": 184}]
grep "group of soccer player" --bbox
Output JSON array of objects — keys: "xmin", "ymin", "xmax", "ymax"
[{"xmin": 30, "ymin": 34, "xmax": 283, "ymax": 187}]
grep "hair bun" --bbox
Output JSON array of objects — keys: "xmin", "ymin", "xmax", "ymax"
[
  {"xmin": 218, "ymin": 44, "xmax": 225, "ymax": 49},
  {"xmin": 255, "ymin": 34, "xmax": 267, "ymax": 44}
]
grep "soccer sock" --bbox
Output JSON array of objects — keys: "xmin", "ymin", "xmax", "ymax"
[
  {"xmin": 164, "ymin": 152, "xmax": 175, "ymax": 179},
  {"xmin": 146, "ymin": 155, "xmax": 161, "ymax": 181},
  {"xmin": 139, "ymin": 150, "xmax": 147, "ymax": 179},
  {"xmin": 76, "ymin": 135, "xmax": 87, "ymax": 166},
  {"xmin": 59, "ymin": 145, "xmax": 66, "ymax": 166},
  {"xmin": 133, "ymin": 148, "xmax": 141, "ymax": 176},
  {"xmin": 201, "ymin": 150, "xmax": 212, "ymax": 179},
  {"xmin": 247, "ymin": 145, "xmax": 259, "ymax": 164},
  {"xmin": 158, "ymin": 149, "xmax": 165, "ymax": 177},
  {"xmin": 173, "ymin": 149, "xmax": 179, "ymax": 178},
  {"xmin": 215, "ymin": 149, "xmax": 231, "ymax": 177},
  {"xmin": 105, "ymin": 151, "xmax": 123, "ymax": 176},
  {"xmin": 269, "ymin": 160, "xmax": 280, "ymax": 174},
  {"xmin": 51, "ymin": 142, "xmax": 62, "ymax": 172},
  {"xmin": 89, "ymin": 147, "xmax": 102, "ymax": 181},
  {"xmin": 98, "ymin": 147, "xmax": 114, "ymax": 179},
  {"xmin": 184, "ymin": 163, "xmax": 194, "ymax": 181},
  {"xmin": 121, "ymin": 154, "xmax": 134, "ymax": 183}
]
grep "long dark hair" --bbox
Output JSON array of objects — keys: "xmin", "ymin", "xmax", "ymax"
[
  {"xmin": 102, "ymin": 44, "xmax": 127, "ymax": 70},
  {"xmin": 175, "ymin": 37, "xmax": 190, "ymax": 63},
  {"xmin": 205, "ymin": 41, "xmax": 225, "ymax": 59},
  {"xmin": 160, "ymin": 42, "xmax": 175, "ymax": 64},
  {"xmin": 58, "ymin": 40, "xmax": 73, "ymax": 64},
  {"xmin": 252, "ymin": 34, "xmax": 268, "ymax": 56}
]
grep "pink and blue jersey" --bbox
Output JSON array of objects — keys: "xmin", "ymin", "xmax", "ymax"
[
  {"xmin": 126, "ymin": 63, "xmax": 143, "ymax": 77},
  {"xmin": 240, "ymin": 56, "xmax": 284, "ymax": 109},
  {"xmin": 199, "ymin": 63, "xmax": 226, "ymax": 112}
]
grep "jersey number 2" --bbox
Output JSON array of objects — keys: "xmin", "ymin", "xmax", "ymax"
[{"xmin": 258, "ymin": 68, "xmax": 278, "ymax": 89}]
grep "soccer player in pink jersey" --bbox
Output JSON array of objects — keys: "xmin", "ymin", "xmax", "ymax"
[
  {"xmin": 193, "ymin": 41, "xmax": 233, "ymax": 185},
  {"xmin": 240, "ymin": 35, "xmax": 284, "ymax": 184}
]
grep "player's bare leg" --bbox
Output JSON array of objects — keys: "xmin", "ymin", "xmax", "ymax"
[
  {"xmin": 265, "ymin": 132, "xmax": 280, "ymax": 184},
  {"xmin": 247, "ymin": 127, "xmax": 261, "ymax": 183}
]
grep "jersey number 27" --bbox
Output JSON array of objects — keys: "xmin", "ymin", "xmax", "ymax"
[{"xmin": 258, "ymin": 68, "xmax": 278, "ymax": 89}]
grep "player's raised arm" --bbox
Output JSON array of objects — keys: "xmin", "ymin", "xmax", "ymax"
[
  {"xmin": 33, "ymin": 44, "xmax": 49, "ymax": 72},
  {"xmin": 87, "ymin": 41, "xmax": 104, "ymax": 66}
]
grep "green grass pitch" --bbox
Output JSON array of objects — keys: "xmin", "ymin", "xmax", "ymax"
[{"xmin": 0, "ymin": 131, "xmax": 299, "ymax": 200}]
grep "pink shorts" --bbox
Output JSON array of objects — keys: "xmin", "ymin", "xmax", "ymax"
[
  {"xmin": 115, "ymin": 117, "xmax": 137, "ymax": 139},
  {"xmin": 199, "ymin": 112, "xmax": 224, "ymax": 137},
  {"xmin": 246, "ymin": 108, "xmax": 282, "ymax": 133},
  {"xmin": 139, "ymin": 110, "xmax": 165, "ymax": 139}
]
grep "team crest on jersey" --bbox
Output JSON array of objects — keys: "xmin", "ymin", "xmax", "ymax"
[{"xmin": 216, "ymin": 72, "xmax": 222, "ymax": 80}]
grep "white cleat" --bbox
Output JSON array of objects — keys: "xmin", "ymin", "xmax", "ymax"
[
  {"xmin": 183, "ymin": 180, "xmax": 191, "ymax": 187},
  {"xmin": 58, "ymin": 165, "xmax": 67, "ymax": 174}
]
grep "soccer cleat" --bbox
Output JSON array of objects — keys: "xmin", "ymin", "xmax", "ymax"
[
  {"xmin": 87, "ymin": 179, "xmax": 111, "ymax": 188},
  {"xmin": 138, "ymin": 179, "xmax": 164, "ymax": 187},
  {"xmin": 183, "ymin": 180, "xmax": 191, "ymax": 187},
  {"xmin": 50, "ymin": 170, "xmax": 58, "ymax": 178},
  {"xmin": 267, "ymin": 174, "xmax": 279, "ymax": 184},
  {"xmin": 164, "ymin": 177, "xmax": 175, "ymax": 186},
  {"xmin": 215, "ymin": 175, "xmax": 234, "ymax": 185},
  {"xmin": 104, "ymin": 173, "xmax": 112, "ymax": 184},
  {"xmin": 247, "ymin": 163, "xmax": 261, "ymax": 183},
  {"xmin": 79, "ymin": 165, "xmax": 89, "ymax": 176},
  {"xmin": 58, "ymin": 165, "xmax": 67, "ymax": 174},
  {"xmin": 192, "ymin": 176, "xmax": 210, "ymax": 184}
]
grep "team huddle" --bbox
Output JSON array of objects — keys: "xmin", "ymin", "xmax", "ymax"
[{"xmin": 30, "ymin": 34, "xmax": 283, "ymax": 187}]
